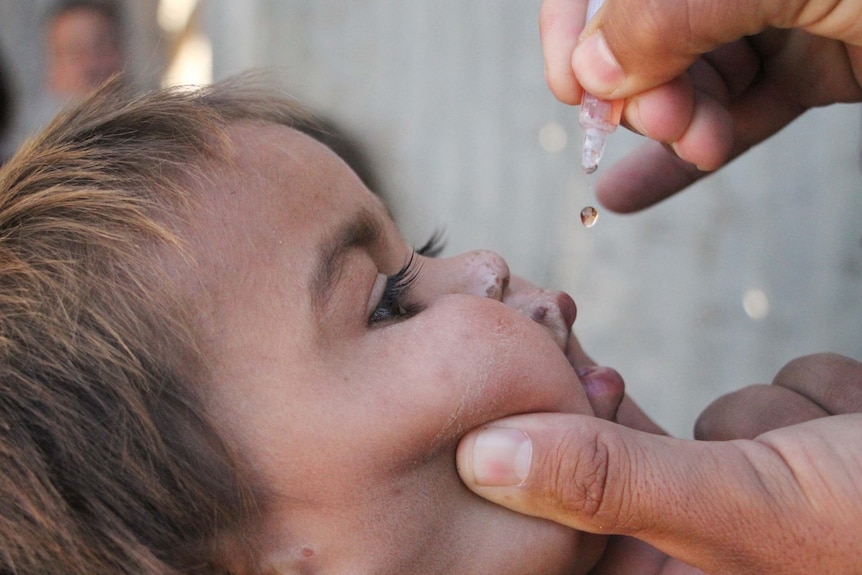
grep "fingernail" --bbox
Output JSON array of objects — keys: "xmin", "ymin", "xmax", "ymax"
[
  {"xmin": 573, "ymin": 32, "xmax": 624, "ymax": 94},
  {"xmin": 470, "ymin": 427, "xmax": 533, "ymax": 486}
]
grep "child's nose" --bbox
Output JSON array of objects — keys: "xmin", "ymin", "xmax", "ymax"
[
  {"xmin": 444, "ymin": 250, "xmax": 511, "ymax": 300},
  {"xmin": 504, "ymin": 276, "xmax": 577, "ymax": 350}
]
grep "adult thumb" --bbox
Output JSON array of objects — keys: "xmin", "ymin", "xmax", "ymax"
[
  {"xmin": 456, "ymin": 412, "xmax": 862, "ymax": 574},
  {"xmin": 572, "ymin": 0, "xmax": 775, "ymax": 98},
  {"xmin": 457, "ymin": 413, "xmax": 690, "ymax": 535}
]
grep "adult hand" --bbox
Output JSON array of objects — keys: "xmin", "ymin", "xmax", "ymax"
[
  {"xmin": 457, "ymin": 353, "xmax": 862, "ymax": 574},
  {"xmin": 696, "ymin": 352, "xmax": 862, "ymax": 440},
  {"xmin": 539, "ymin": 0, "xmax": 862, "ymax": 212}
]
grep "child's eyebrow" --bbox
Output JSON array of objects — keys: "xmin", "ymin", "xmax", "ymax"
[{"xmin": 310, "ymin": 207, "xmax": 386, "ymax": 317}]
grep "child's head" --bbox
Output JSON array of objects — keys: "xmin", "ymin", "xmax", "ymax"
[{"xmin": 0, "ymin": 78, "xmax": 615, "ymax": 574}]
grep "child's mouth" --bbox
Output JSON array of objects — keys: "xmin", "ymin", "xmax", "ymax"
[
  {"xmin": 562, "ymin": 318, "xmax": 625, "ymax": 421},
  {"xmin": 571, "ymin": 361, "xmax": 626, "ymax": 421},
  {"xmin": 505, "ymin": 285, "xmax": 623, "ymax": 420}
]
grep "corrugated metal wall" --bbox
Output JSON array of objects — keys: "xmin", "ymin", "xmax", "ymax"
[{"xmin": 2, "ymin": 0, "xmax": 860, "ymax": 436}]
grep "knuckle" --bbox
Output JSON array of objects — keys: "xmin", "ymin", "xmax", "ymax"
[{"xmin": 776, "ymin": 353, "xmax": 862, "ymax": 413}]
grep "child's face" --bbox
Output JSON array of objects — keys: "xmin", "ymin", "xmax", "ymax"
[{"xmin": 191, "ymin": 122, "xmax": 609, "ymax": 574}]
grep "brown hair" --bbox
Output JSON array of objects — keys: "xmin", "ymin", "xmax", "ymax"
[{"xmin": 0, "ymin": 77, "xmax": 315, "ymax": 574}]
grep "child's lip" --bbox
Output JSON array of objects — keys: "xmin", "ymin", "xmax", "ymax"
[
  {"xmin": 563, "ymin": 333, "xmax": 624, "ymax": 421},
  {"xmin": 576, "ymin": 365, "xmax": 625, "ymax": 421},
  {"xmin": 556, "ymin": 291, "xmax": 578, "ymax": 332}
]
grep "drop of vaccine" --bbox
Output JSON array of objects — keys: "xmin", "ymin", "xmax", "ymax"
[{"xmin": 580, "ymin": 206, "xmax": 599, "ymax": 228}]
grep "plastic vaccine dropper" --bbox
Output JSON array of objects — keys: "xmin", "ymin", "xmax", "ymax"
[{"xmin": 579, "ymin": 0, "xmax": 623, "ymax": 174}]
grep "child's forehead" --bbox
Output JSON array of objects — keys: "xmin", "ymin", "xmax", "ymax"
[
  {"xmin": 223, "ymin": 121, "xmax": 378, "ymax": 208},
  {"xmin": 226, "ymin": 121, "xmax": 312, "ymax": 162},
  {"xmin": 223, "ymin": 121, "xmax": 346, "ymax": 183},
  {"xmin": 189, "ymin": 121, "xmax": 388, "ymax": 264}
]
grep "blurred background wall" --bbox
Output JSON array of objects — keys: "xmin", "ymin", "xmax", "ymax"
[{"xmin": 1, "ymin": 0, "xmax": 860, "ymax": 437}]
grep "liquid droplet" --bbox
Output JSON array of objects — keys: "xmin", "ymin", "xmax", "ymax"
[{"xmin": 580, "ymin": 206, "xmax": 599, "ymax": 228}]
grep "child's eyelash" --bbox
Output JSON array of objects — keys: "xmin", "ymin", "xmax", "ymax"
[
  {"xmin": 416, "ymin": 228, "xmax": 446, "ymax": 258},
  {"xmin": 368, "ymin": 253, "xmax": 420, "ymax": 324},
  {"xmin": 368, "ymin": 231, "xmax": 446, "ymax": 325}
]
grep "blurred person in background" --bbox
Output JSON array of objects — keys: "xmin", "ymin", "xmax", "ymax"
[
  {"xmin": 44, "ymin": 0, "xmax": 124, "ymax": 100},
  {"xmin": 10, "ymin": 0, "xmax": 128, "ymax": 147}
]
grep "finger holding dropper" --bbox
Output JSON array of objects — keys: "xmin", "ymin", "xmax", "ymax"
[{"xmin": 578, "ymin": 0, "xmax": 623, "ymax": 174}]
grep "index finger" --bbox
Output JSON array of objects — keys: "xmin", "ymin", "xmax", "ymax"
[{"xmin": 540, "ymin": 0, "xmax": 588, "ymax": 105}]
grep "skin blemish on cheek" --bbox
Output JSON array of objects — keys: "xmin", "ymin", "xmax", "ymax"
[{"xmin": 267, "ymin": 545, "xmax": 317, "ymax": 575}]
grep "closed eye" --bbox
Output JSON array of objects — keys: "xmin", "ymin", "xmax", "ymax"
[{"xmin": 367, "ymin": 231, "xmax": 446, "ymax": 326}]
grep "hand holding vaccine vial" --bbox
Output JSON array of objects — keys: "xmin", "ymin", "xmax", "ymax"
[{"xmin": 578, "ymin": 0, "xmax": 623, "ymax": 174}]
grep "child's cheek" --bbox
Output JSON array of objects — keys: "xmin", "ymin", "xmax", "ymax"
[{"xmin": 407, "ymin": 299, "xmax": 586, "ymax": 445}]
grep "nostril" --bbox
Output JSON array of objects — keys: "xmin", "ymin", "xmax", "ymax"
[
  {"xmin": 531, "ymin": 306, "xmax": 548, "ymax": 323},
  {"xmin": 485, "ymin": 283, "xmax": 500, "ymax": 299}
]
